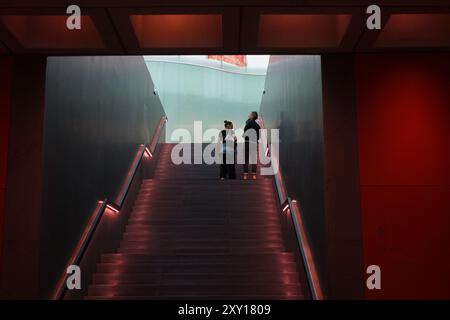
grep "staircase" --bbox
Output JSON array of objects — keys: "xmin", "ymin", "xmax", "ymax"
[{"xmin": 86, "ymin": 144, "xmax": 306, "ymax": 299}]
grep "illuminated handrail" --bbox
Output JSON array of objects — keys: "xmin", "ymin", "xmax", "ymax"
[
  {"xmin": 289, "ymin": 198, "xmax": 323, "ymax": 300},
  {"xmin": 260, "ymin": 116, "xmax": 324, "ymax": 300},
  {"xmin": 52, "ymin": 115, "xmax": 167, "ymax": 300},
  {"xmin": 148, "ymin": 116, "xmax": 168, "ymax": 154},
  {"xmin": 52, "ymin": 200, "xmax": 107, "ymax": 300},
  {"xmin": 115, "ymin": 116, "xmax": 167, "ymax": 206}
]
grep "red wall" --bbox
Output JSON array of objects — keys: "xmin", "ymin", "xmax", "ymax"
[
  {"xmin": 355, "ymin": 53, "xmax": 450, "ymax": 299},
  {"xmin": 0, "ymin": 57, "xmax": 12, "ymax": 260}
]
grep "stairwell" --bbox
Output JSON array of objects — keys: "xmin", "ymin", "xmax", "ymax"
[{"xmin": 87, "ymin": 144, "xmax": 306, "ymax": 299}]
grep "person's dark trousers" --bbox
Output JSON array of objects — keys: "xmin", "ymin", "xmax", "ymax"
[
  {"xmin": 220, "ymin": 153, "xmax": 236, "ymax": 179},
  {"xmin": 244, "ymin": 141, "xmax": 257, "ymax": 174}
]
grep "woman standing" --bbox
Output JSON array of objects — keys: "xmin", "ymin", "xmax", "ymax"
[{"xmin": 219, "ymin": 120, "xmax": 237, "ymax": 180}]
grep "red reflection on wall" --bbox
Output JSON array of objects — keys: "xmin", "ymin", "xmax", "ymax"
[
  {"xmin": 355, "ymin": 53, "xmax": 450, "ymax": 299},
  {"xmin": 208, "ymin": 55, "xmax": 247, "ymax": 67},
  {"xmin": 0, "ymin": 58, "xmax": 13, "ymax": 261}
]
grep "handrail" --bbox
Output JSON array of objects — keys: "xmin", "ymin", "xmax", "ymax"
[
  {"xmin": 288, "ymin": 198, "xmax": 323, "ymax": 300},
  {"xmin": 116, "ymin": 116, "xmax": 167, "ymax": 206},
  {"xmin": 52, "ymin": 200, "xmax": 107, "ymax": 300},
  {"xmin": 114, "ymin": 145, "xmax": 146, "ymax": 208},
  {"xmin": 259, "ymin": 116, "xmax": 324, "ymax": 300},
  {"xmin": 51, "ymin": 115, "xmax": 167, "ymax": 300},
  {"xmin": 148, "ymin": 116, "xmax": 168, "ymax": 154}
]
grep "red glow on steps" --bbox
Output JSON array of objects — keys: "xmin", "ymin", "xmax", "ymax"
[{"xmin": 85, "ymin": 144, "xmax": 307, "ymax": 300}]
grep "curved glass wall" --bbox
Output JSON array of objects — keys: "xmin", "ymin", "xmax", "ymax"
[{"xmin": 145, "ymin": 57, "xmax": 267, "ymax": 142}]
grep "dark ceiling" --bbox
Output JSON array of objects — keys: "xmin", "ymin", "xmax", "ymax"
[{"xmin": 0, "ymin": 0, "xmax": 448, "ymax": 55}]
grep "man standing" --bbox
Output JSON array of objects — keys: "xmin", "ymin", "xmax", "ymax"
[{"xmin": 243, "ymin": 111, "xmax": 260, "ymax": 180}]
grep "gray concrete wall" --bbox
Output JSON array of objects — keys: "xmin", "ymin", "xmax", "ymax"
[
  {"xmin": 38, "ymin": 56, "xmax": 165, "ymax": 298},
  {"xmin": 260, "ymin": 55, "xmax": 363, "ymax": 299}
]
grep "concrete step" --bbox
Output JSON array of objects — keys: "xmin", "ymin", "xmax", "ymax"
[{"xmin": 88, "ymin": 283, "xmax": 303, "ymax": 297}]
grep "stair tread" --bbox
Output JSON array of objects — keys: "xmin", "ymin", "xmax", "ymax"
[
  {"xmin": 85, "ymin": 295, "xmax": 303, "ymax": 300},
  {"xmin": 83, "ymin": 144, "xmax": 306, "ymax": 300}
]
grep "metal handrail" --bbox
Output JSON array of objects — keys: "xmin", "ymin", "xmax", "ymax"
[
  {"xmin": 52, "ymin": 200, "xmax": 107, "ymax": 300},
  {"xmin": 148, "ymin": 116, "xmax": 168, "ymax": 154},
  {"xmin": 51, "ymin": 115, "xmax": 167, "ymax": 300},
  {"xmin": 288, "ymin": 197, "xmax": 324, "ymax": 300},
  {"xmin": 260, "ymin": 117, "xmax": 324, "ymax": 300}
]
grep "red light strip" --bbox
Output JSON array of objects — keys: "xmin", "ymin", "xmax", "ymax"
[
  {"xmin": 114, "ymin": 144, "xmax": 146, "ymax": 206},
  {"xmin": 273, "ymin": 154, "xmax": 287, "ymax": 203},
  {"xmin": 51, "ymin": 200, "xmax": 107, "ymax": 300},
  {"xmin": 259, "ymin": 114, "xmax": 323, "ymax": 300},
  {"xmin": 52, "ymin": 115, "xmax": 168, "ymax": 300},
  {"xmin": 144, "ymin": 147, "xmax": 153, "ymax": 158},
  {"xmin": 106, "ymin": 204, "xmax": 119, "ymax": 214},
  {"xmin": 290, "ymin": 199, "xmax": 324, "ymax": 300},
  {"xmin": 259, "ymin": 116, "xmax": 287, "ymax": 203},
  {"xmin": 148, "ymin": 116, "xmax": 167, "ymax": 153}
]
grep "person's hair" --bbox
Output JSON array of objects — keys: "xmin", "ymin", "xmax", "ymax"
[
  {"xmin": 251, "ymin": 111, "xmax": 258, "ymax": 120},
  {"xmin": 224, "ymin": 120, "xmax": 232, "ymax": 128}
]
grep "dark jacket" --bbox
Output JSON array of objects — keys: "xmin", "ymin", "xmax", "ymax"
[{"xmin": 244, "ymin": 119, "xmax": 261, "ymax": 141}]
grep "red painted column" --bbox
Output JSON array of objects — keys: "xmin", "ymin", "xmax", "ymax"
[
  {"xmin": 0, "ymin": 57, "xmax": 12, "ymax": 264},
  {"xmin": 0, "ymin": 56, "xmax": 47, "ymax": 299},
  {"xmin": 355, "ymin": 53, "xmax": 450, "ymax": 299}
]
